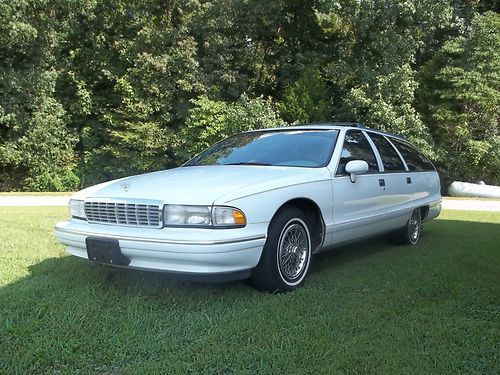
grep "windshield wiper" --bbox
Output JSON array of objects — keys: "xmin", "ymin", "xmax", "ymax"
[{"xmin": 223, "ymin": 161, "xmax": 272, "ymax": 166}]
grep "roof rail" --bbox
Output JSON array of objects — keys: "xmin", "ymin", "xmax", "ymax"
[
  {"xmin": 303, "ymin": 122, "xmax": 365, "ymax": 128},
  {"xmin": 331, "ymin": 122, "xmax": 365, "ymax": 128}
]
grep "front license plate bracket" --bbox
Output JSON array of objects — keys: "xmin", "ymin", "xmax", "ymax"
[{"xmin": 86, "ymin": 237, "xmax": 130, "ymax": 266}]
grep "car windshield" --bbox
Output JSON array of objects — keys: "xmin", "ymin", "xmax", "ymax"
[{"xmin": 184, "ymin": 129, "xmax": 339, "ymax": 168}]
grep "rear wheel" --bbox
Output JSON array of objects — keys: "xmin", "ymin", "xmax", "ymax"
[
  {"xmin": 252, "ymin": 207, "xmax": 312, "ymax": 292},
  {"xmin": 395, "ymin": 208, "xmax": 422, "ymax": 245}
]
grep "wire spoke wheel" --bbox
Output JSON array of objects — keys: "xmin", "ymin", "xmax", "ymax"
[
  {"xmin": 252, "ymin": 207, "xmax": 313, "ymax": 292},
  {"xmin": 278, "ymin": 222, "xmax": 309, "ymax": 282},
  {"xmin": 409, "ymin": 213, "xmax": 418, "ymax": 241},
  {"xmin": 407, "ymin": 209, "xmax": 421, "ymax": 245}
]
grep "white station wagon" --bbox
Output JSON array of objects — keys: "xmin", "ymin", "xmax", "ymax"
[{"xmin": 55, "ymin": 123, "xmax": 441, "ymax": 292}]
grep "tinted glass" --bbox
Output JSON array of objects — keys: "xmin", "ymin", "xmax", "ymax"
[
  {"xmin": 184, "ymin": 130, "xmax": 339, "ymax": 168},
  {"xmin": 336, "ymin": 130, "xmax": 379, "ymax": 175},
  {"xmin": 390, "ymin": 138, "xmax": 435, "ymax": 171},
  {"xmin": 367, "ymin": 132, "xmax": 406, "ymax": 172}
]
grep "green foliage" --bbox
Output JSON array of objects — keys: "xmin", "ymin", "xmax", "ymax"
[
  {"xmin": 190, "ymin": 0, "xmax": 326, "ymax": 100},
  {"xmin": 0, "ymin": 0, "xmax": 80, "ymax": 191},
  {"xmin": 277, "ymin": 67, "xmax": 331, "ymax": 124},
  {"xmin": 319, "ymin": 0, "xmax": 454, "ymax": 156},
  {"xmin": 178, "ymin": 95, "xmax": 283, "ymax": 160},
  {"xmin": 417, "ymin": 11, "xmax": 500, "ymax": 185},
  {"xmin": 337, "ymin": 64, "xmax": 433, "ymax": 153},
  {"xmin": 0, "ymin": 0, "xmax": 499, "ymax": 190},
  {"xmin": 56, "ymin": 0, "xmax": 202, "ymax": 186}
]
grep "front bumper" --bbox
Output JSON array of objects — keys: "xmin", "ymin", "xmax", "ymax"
[{"xmin": 54, "ymin": 219, "xmax": 267, "ymax": 279}]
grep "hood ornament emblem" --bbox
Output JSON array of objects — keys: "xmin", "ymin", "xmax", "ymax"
[{"xmin": 120, "ymin": 183, "xmax": 131, "ymax": 192}]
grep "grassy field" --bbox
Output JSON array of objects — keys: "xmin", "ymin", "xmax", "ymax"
[
  {"xmin": 0, "ymin": 192, "xmax": 72, "ymax": 196},
  {"xmin": 444, "ymin": 196, "xmax": 500, "ymax": 201},
  {"xmin": 0, "ymin": 207, "xmax": 499, "ymax": 374}
]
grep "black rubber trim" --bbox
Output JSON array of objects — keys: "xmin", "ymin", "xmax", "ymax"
[
  {"xmin": 155, "ymin": 269, "xmax": 252, "ymax": 283},
  {"xmin": 97, "ymin": 264, "xmax": 252, "ymax": 283}
]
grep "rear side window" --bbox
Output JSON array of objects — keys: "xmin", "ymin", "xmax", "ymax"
[
  {"xmin": 390, "ymin": 138, "xmax": 435, "ymax": 172},
  {"xmin": 367, "ymin": 132, "xmax": 406, "ymax": 172},
  {"xmin": 336, "ymin": 130, "xmax": 379, "ymax": 175}
]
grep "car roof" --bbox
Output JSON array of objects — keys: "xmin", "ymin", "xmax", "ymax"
[{"xmin": 249, "ymin": 122, "xmax": 408, "ymax": 141}]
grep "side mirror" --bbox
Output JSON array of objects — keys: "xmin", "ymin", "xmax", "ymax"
[{"xmin": 345, "ymin": 160, "xmax": 369, "ymax": 183}]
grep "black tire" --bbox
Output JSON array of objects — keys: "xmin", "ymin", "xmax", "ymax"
[
  {"xmin": 394, "ymin": 208, "xmax": 422, "ymax": 245},
  {"xmin": 251, "ymin": 206, "xmax": 312, "ymax": 292}
]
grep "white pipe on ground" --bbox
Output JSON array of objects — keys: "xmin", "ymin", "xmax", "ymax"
[{"xmin": 448, "ymin": 181, "xmax": 500, "ymax": 199}]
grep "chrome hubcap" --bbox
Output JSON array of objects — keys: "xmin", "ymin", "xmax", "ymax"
[{"xmin": 278, "ymin": 223, "xmax": 309, "ymax": 280}]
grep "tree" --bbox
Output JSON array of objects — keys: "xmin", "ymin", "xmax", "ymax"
[
  {"xmin": 0, "ymin": 0, "xmax": 79, "ymax": 191},
  {"xmin": 57, "ymin": 0, "xmax": 202, "ymax": 186},
  {"xmin": 318, "ymin": 0, "xmax": 453, "ymax": 154},
  {"xmin": 277, "ymin": 66, "xmax": 332, "ymax": 124},
  {"xmin": 417, "ymin": 11, "xmax": 500, "ymax": 185},
  {"xmin": 177, "ymin": 94, "xmax": 283, "ymax": 160},
  {"xmin": 0, "ymin": 0, "xmax": 498, "ymax": 191}
]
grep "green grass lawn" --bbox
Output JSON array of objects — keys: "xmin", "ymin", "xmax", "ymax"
[
  {"xmin": 0, "ymin": 192, "xmax": 72, "ymax": 196},
  {"xmin": 444, "ymin": 196, "xmax": 500, "ymax": 201},
  {"xmin": 1, "ymin": 208, "xmax": 499, "ymax": 374}
]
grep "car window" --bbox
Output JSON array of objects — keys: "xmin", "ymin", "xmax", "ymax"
[
  {"xmin": 390, "ymin": 138, "xmax": 435, "ymax": 171},
  {"xmin": 184, "ymin": 130, "xmax": 339, "ymax": 168},
  {"xmin": 367, "ymin": 132, "xmax": 406, "ymax": 172},
  {"xmin": 336, "ymin": 130, "xmax": 379, "ymax": 175}
]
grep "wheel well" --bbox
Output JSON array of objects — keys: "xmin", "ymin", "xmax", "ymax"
[
  {"xmin": 419, "ymin": 206, "xmax": 429, "ymax": 220},
  {"xmin": 273, "ymin": 198, "xmax": 325, "ymax": 252}
]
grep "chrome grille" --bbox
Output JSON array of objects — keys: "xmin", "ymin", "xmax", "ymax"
[{"xmin": 84, "ymin": 200, "xmax": 162, "ymax": 228}]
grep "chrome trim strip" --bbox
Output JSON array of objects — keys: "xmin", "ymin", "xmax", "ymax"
[
  {"xmin": 85, "ymin": 197, "xmax": 164, "ymax": 206},
  {"xmin": 55, "ymin": 227, "xmax": 267, "ymax": 246},
  {"xmin": 335, "ymin": 207, "xmax": 410, "ymax": 229}
]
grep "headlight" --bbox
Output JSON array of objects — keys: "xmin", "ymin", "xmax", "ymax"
[
  {"xmin": 69, "ymin": 199, "xmax": 86, "ymax": 219},
  {"xmin": 163, "ymin": 205, "xmax": 211, "ymax": 225},
  {"xmin": 163, "ymin": 205, "xmax": 246, "ymax": 227}
]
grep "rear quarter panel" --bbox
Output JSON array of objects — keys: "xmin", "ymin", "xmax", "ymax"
[{"xmin": 412, "ymin": 171, "xmax": 442, "ymax": 220}]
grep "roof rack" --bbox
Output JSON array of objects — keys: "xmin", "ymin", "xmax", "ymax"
[
  {"xmin": 331, "ymin": 122, "xmax": 365, "ymax": 128},
  {"xmin": 304, "ymin": 122, "xmax": 365, "ymax": 128},
  {"xmin": 275, "ymin": 122, "xmax": 408, "ymax": 141}
]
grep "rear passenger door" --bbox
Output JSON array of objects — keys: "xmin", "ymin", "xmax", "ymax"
[
  {"xmin": 389, "ymin": 138, "xmax": 440, "ymax": 207},
  {"xmin": 331, "ymin": 130, "xmax": 387, "ymax": 244},
  {"xmin": 365, "ymin": 132, "xmax": 414, "ymax": 225}
]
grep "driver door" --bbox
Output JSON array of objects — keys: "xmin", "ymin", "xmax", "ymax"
[{"xmin": 331, "ymin": 130, "xmax": 387, "ymax": 245}]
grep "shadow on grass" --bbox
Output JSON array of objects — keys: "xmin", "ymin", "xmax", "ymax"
[
  {"xmin": 310, "ymin": 218, "xmax": 499, "ymax": 278},
  {"xmin": 0, "ymin": 236, "xmax": 402, "ymax": 305},
  {"xmin": 26, "ymin": 255, "xmax": 256, "ymax": 299},
  {"xmin": 1, "ymin": 219, "xmax": 498, "ymax": 302}
]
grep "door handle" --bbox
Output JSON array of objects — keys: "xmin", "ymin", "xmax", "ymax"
[
  {"xmin": 379, "ymin": 178, "xmax": 385, "ymax": 187},
  {"xmin": 406, "ymin": 177, "xmax": 412, "ymax": 184}
]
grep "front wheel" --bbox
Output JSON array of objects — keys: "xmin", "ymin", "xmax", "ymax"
[{"xmin": 251, "ymin": 207, "xmax": 312, "ymax": 293}]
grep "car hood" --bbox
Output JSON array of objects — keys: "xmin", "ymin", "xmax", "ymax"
[{"xmin": 73, "ymin": 165, "xmax": 331, "ymax": 205}]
